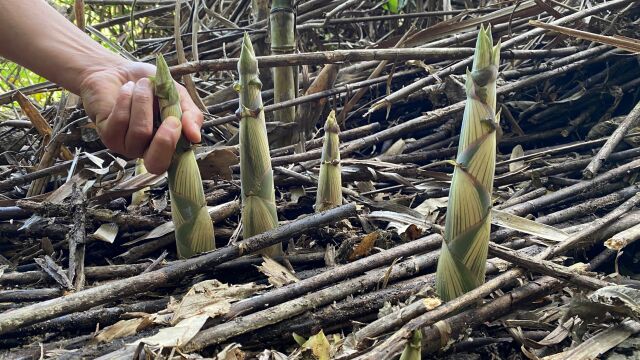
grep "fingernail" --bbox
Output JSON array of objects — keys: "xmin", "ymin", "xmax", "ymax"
[
  {"xmin": 165, "ymin": 116, "xmax": 181, "ymax": 130},
  {"xmin": 123, "ymin": 81, "xmax": 135, "ymax": 91},
  {"xmin": 137, "ymin": 78, "xmax": 150, "ymax": 90}
]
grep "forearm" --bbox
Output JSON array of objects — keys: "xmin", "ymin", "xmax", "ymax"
[{"xmin": 0, "ymin": 0, "xmax": 127, "ymax": 94}]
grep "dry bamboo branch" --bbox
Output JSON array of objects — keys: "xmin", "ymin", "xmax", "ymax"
[
  {"xmin": 170, "ymin": 48, "xmax": 581, "ymax": 76},
  {"xmin": 583, "ymin": 100, "xmax": 640, "ymax": 178}
]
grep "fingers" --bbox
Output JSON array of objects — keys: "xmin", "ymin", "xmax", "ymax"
[
  {"xmin": 143, "ymin": 116, "xmax": 182, "ymax": 175},
  {"xmin": 124, "ymin": 78, "xmax": 154, "ymax": 157},
  {"xmin": 176, "ymin": 84, "xmax": 203, "ymax": 143},
  {"xmin": 97, "ymin": 81, "xmax": 134, "ymax": 155}
]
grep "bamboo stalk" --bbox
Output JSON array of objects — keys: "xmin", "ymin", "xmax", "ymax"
[
  {"xmin": 435, "ymin": 25, "xmax": 501, "ymax": 301},
  {"xmin": 270, "ymin": 0, "xmax": 297, "ymax": 147},
  {"xmin": 237, "ymin": 33, "xmax": 282, "ymax": 257},
  {"xmin": 153, "ymin": 54, "xmax": 215, "ymax": 258},
  {"xmin": 315, "ymin": 110, "xmax": 342, "ymax": 212}
]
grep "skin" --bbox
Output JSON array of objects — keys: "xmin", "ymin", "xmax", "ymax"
[{"xmin": 0, "ymin": 0, "xmax": 203, "ymax": 174}]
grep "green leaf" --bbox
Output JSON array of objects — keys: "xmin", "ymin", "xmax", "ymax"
[{"xmin": 382, "ymin": 0, "xmax": 407, "ymax": 14}]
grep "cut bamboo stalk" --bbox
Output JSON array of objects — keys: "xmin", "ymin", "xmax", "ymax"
[
  {"xmin": 153, "ymin": 54, "xmax": 215, "ymax": 259},
  {"xmin": 435, "ymin": 25, "xmax": 501, "ymax": 301},
  {"xmin": 270, "ymin": 0, "xmax": 297, "ymax": 147},
  {"xmin": 237, "ymin": 33, "xmax": 282, "ymax": 257},
  {"xmin": 315, "ymin": 110, "xmax": 342, "ymax": 212}
]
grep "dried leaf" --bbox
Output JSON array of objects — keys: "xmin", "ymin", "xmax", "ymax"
[
  {"xmin": 125, "ymin": 202, "xmax": 234, "ymax": 245},
  {"xmin": 198, "ymin": 147, "xmax": 239, "ymax": 181},
  {"xmin": 34, "ymin": 256, "xmax": 73, "ymax": 290},
  {"xmin": 172, "ymin": 279, "xmax": 265, "ymax": 324},
  {"xmin": 294, "ymin": 329, "xmax": 331, "ymax": 360},
  {"xmin": 544, "ymin": 319, "xmax": 640, "ymax": 360},
  {"xmin": 509, "ymin": 145, "xmax": 525, "ymax": 173},
  {"xmin": 138, "ymin": 314, "xmax": 208, "ymax": 348},
  {"xmin": 414, "ymin": 197, "xmax": 448, "ymax": 222},
  {"xmin": 383, "ymin": 139, "xmax": 406, "ymax": 156},
  {"xmin": 92, "ymin": 223, "xmax": 119, "ymax": 244},
  {"xmin": 491, "ymin": 209, "xmax": 568, "ymax": 242},
  {"xmin": 256, "ymin": 256, "xmax": 299, "ymax": 287},
  {"xmin": 366, "ymin": 211, "xmax": 433, "ymax": 239},
  {"xmin": 348, "ymin": 231, "xmax": 380, "ymax": 261},
  {"xmin": 216, "ymin": 343, "xmax": 245, "ymax": 360},
  {"xmin": 91, "ymin": 316, "xmax": 153, "ymax": 344},
  {"xmin": 569, "ymin": 285, "xmax": 640, "ymax": 323}
]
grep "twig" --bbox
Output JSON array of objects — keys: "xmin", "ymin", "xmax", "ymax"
[{"xmin": 583, "ymin": 100, "xmax": 640, "ymax": 178}]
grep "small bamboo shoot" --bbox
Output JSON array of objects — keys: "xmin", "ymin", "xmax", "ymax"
[
  {"xmin": 237, "ymin": 33, "xmax": 282, "ymax": 257},
  {"xmin": 315, "ymin": 110, "xmax": 342, "ymax": 212},
  {"xmin": 152, "ymin": 54, "xmax": 215, "ymax": 259},
  {"xmin": 435, "ymin": 25, "xmax": 501, "ymax": 301}
]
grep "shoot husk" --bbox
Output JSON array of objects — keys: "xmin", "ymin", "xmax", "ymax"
[
  {"xmin": 152, "ymin": 54, "xmax": 215, "ymax": 259},
  {"xmin": 237, "ymin": 33, "xmax": 282, "ymax": 257},
  {"xmin": 435, "ymin": 25, "xmax": 501, "ymax": 301},
  {"xmin": 315, "ymin": 110, "xmax": 342, "ymax": 212}
]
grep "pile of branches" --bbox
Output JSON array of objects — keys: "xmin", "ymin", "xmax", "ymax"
[{"xmin": 1, "ymin": 0, "xmax": 640, "ymax": 359}]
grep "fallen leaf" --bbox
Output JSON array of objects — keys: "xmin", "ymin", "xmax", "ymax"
[
  {"xmin": 348, "ymin": 231, "xmax": 380, "ymax": 261},
  {"xmin": 383, "ymin": 139, "xmax": 406, "ymax": 156},
  {"xmin": 172, "ymin": 279, "xmax": 265, "ymax": 324},
  {"xmin": 216, "ymin": 343, "xmax": 245, "ymax": 360},
  {"xmin": 294, "ymin": 329, "xmax": 331, "ymax": 360},
  {"xmin": 138, "ymin": 314, "xmax": 208, "ymax": 348},
  {"xmin": 91, "ymin": 316, "xmax": 153, "ymax": 344},
  {"xmin": 92, "ymin": 223, "xmax": 119, "ymax": 243},
  {"xmin": 256, "ymin": 256, "xmax": 299, "ymax": 287},
  {"xmin": 198, "ymin": 147, "xmax": 239, "ymax": 181},
  {"xmin": 509, "ymin": 145, "xmax": 525, "ymax": 173},
  {"xmin": 414, "ymin": 197, "xmax": 448, "ymax": 222},
  {"xmin": 34, "ymin": 256, "xmax": 73, "ymax": 290},
  {"xmin": 491, "ymin": 209, "xmax": 568, "ymax": 242}
]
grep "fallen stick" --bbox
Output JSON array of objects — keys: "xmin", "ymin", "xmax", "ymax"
[
  {"xmin": 169, "ymin": 48, "xmax": 582, "ymax": 76},
  {"xmin": 0, "ymin": 204, "xmax": 356, "ymax": 335},
  {"xmin": 583, "ymin": 99, "xmax": 640, "ymax": 178}
]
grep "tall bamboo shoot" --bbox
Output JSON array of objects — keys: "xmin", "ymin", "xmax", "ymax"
[
  {"xmin": 435, "ymin": 25, "xmax": 501, "ymax": 301},
  {"xmin": 152, "ymin": 54, "xmax": 215, "ymax": 259},
  {"xmin": 237, "ymin": 33, "xmax": 282, "ymax": 257}
]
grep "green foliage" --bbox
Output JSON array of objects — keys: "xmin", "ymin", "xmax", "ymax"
[{"xmin": 382, "ymin": 0, "xmax": 407, "ymax": 14}]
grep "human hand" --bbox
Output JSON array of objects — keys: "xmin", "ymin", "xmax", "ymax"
[{"xmin": 79, "ymin": 60, "xmax": 203, "ymax": 174}]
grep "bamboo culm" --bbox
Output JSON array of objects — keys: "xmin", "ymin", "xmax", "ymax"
[
  {"xmin": 152, "ymin": 54, "xmax": 215, "ymax": 259},
  {"xmin": 270, "ymin": 0, "xmax": 297, "ymax": 147}
]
